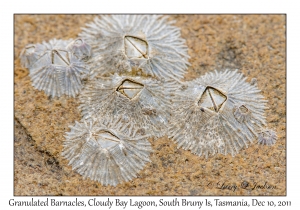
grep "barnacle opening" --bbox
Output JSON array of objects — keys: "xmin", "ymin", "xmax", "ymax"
[
  {"xmin": 124, "ymin": 36, "xmax": 148, "ymax": 59},
  {"xmin": 51, "ymin": 50, "xmax": 70, "ymax": 66},
  {"xmin": 96, "ymin": 130, "xmax": 120, "ymax": 149},
  {"xmin": 25, "ymin": 45, "xmax": 35, "ymax": 54},
  {"xmin": 234, "ymin": 104, "xmax": 250, "ymax": 122},
  {"xmin": 74, "ymin": 39, "xmax": 83, "ymax": 46},
  {"xmin": 238, "ymin": 105, "xmax": 248, "ymax": 113},
  {"xmin": 198, "ymin": 86, "xmax": 227, "ymax": 113},
  {"xmin": 260, "ymin": 130, "xmax": 272, "ymax": 139},
  {"xmin": 117, "ymin": 79, "xmax": 144, "ymax": 99}
]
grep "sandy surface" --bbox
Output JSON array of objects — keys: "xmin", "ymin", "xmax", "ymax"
[{"xmin": 14, "ymin": 14, "xmax": 286, "ymax": 195}]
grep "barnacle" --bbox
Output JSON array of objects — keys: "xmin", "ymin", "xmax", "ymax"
[
  {"xmin": 79, "ymin": 74, "xmax": 173, "ymax": 138},
  {"xmin": 66, "ymin": 38, "xmax": 92, "ymax": 61},
  {"xmin": 20, "ymin": 38, "xmax": 91, "ymax": 97},
  {"xmin": 168, "ymin": 69, "xmax": 268, "ymax": 158},
  {"xmin": 258, "ymin": 129, "xmax": 277, "ymax": 145},
  {"xmin": 20, "ymin": 43, "xmax": 47, "ymax": 68},
  {"xmin": 233, "ymin": 104, "xmax": 251, "ymax": 123},
  {"xmin": 79, "ymin": 15, "xmax": 190, "ymax": 80},
  {"xmin": 62, "ymin": 118, "xmax": 152, "ymax": 186}
]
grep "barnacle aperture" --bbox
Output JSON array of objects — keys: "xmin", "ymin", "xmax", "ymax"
[
  {"xmin": 124, "ymin": 36, "xmax": 148, "ymax": 59},
  {"xmin": 198, "ymin": 86, "xmax": 227, "ymax": 113},
  {"xmin": 51, "ymin": 50, "xmax": 70, "ymax": 66},
  {"xmin": 117, "ymin": 79, "xmax": 144, "ymax": 99},
  {"xmin": 96, "ymin": 130, "xmax": 121, "ymax": 149},
  {"xmin": 24, "ymin": 45, "xmax": 36, "ymax": 54},
  {"xmin": 238, "ymin": 105, "xmax": 248, "ymax": 113}
]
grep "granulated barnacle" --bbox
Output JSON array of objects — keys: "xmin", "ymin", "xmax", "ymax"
[
  {"xmin": 20, "ymin": 38, "xmax": 91, "ymax": 98},
  {"xmin": 66, "ymin": 38, "xmax": 92, "ymax": 61},
  {"xmin": 62, "ymin": 117, "xmax": 152, "ymax": 186},
  {"xmin": 233, "ymin": 104, "xmax": 251, "ymax": 123},
  {"xmin": 79, "ymin": 73, "xmax": 176, "ymax": 138},
  {"xmin": 79, "ymin": 15, "xmax": 190, "ymax": 80},
  {"xmin": 20, "ymin": 43, "xmax": 47, "ymax": 68},
  {"xmin": 168, "ymin": 69, "xmax": 268, "ymax": 158},
  {"xmin": 258, "ymin": 129, "xmax": 277, "ymax": 145},
  {"xmin": 18, "ymin": 15, "xmax": 280, "ymax": 189}
]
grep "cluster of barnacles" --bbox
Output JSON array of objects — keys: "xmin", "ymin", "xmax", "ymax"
[{"xmin": 20, "ymin": 15, "xmax": 277, "ymax": 186}]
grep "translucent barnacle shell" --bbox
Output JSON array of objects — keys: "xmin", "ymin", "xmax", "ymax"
[
  {"xmin": 20, "ymin": 43, "xmax": 47, "ymax": 68},
  {"xmin": 79, "ymin": 15, "xmax": 190, "ymax": 80},
  {"xmin": 79, "ymin": 74, "xmax": 173, "ymax": 138},
  {"xmin": 20, "ymin": 38, "xmax": 91, "ymax": 98},
  {"xmin": 66, "ymin": 38, "xmax": 92, "ymax": 61},
  {"xmin": 62, "ymin": 118, "xmax": 152, "ymax": 186},
  {"xmin": 258, "ymin": 129, "xmax": 277, "ymax": 145},
  {"xmin": 168, "ymin": 69, "xmax": 267, "ymax": 158},
  {"xmin": 233, "ymin": 104, "xmax": 251, "ymax": 123}
]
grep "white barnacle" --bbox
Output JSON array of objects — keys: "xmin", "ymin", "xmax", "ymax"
[
  {"xmin": 79, "ymin": 15, "xmax": 190, "ymax": 80},
  {"xmin": 79, "ymin": 74, "xmax": 174, "ymax": 138},
  {"xmin": 20, "ymin": 38, "xmax": 91, "ymax": 98},
  {"xmin": 66, "ymin": 38, "xmax": 92, "ymax": 61},
  {"xmin": 168, "ymin": 69, "xmax": 268, "ymax": 158},
  {"xmin": 20, "ymin": 43, "xmax": 47, "ymax": 68},
  {"xmin": 62, "ymin": 118, "xmax": 152, "ymax": 186},
  {"xmin": 258, "ymin": 129, "xmax": 277, "ymax": 145},
  {"xmin": 233, "ymin": 104, "xmax": 251, "ymax": 123}
]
